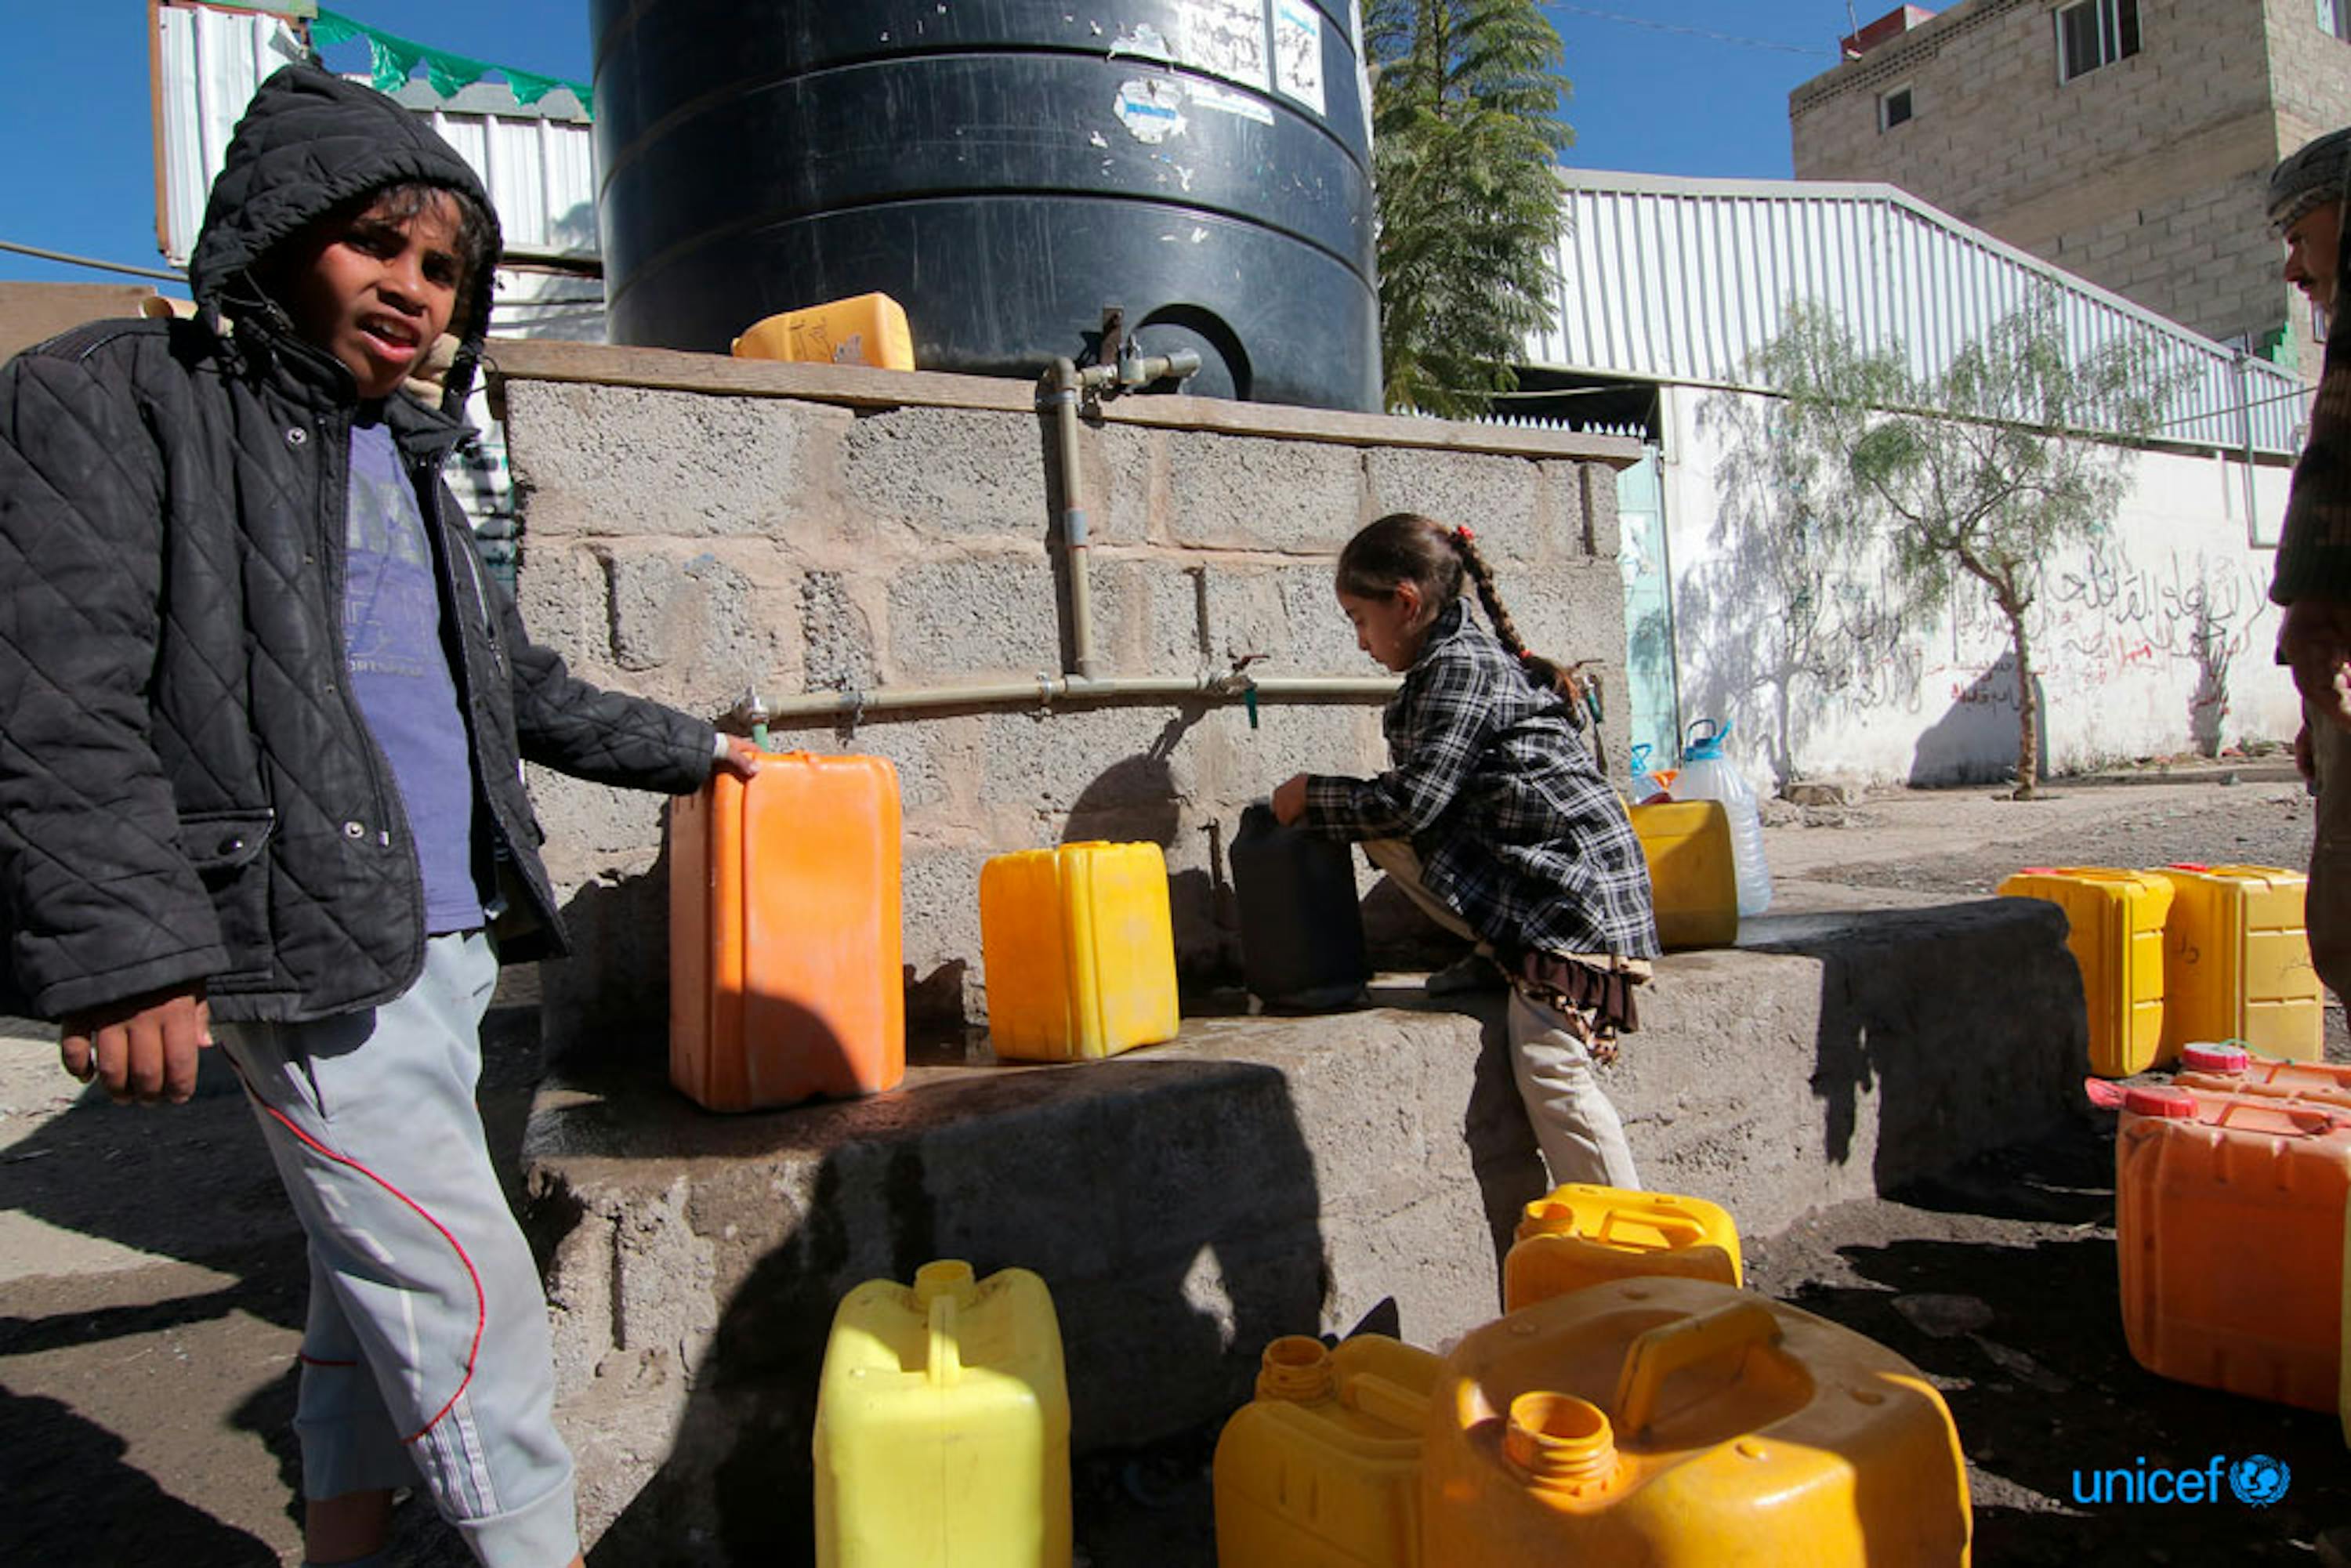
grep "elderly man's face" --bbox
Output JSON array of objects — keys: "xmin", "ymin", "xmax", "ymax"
[{"xmin": 2286, "ymin": 200, "xmax": 2342, "ymax": 315}]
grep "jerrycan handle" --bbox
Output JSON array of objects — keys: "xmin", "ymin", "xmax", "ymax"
[
  {"xmin": 1345, "ymin": 1371, "xmax": 1432, "ymax": 1432},
  {"xmin": 926, "ymin": 1293, "xmax": 963, "ymax": 1389},
  {"xmin": 1594, "ymin": 1204, "xmax": 1710, "ymax": 1251},
  {"xmin": 1611, "ymin": 1299, "xmax": 1780, "ymax": 1439},
  {"xmin": 914, "ymin": 1260, "xmax": 974, "ymax": 1389}
]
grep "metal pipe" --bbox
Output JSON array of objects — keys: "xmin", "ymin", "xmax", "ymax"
[
  {"xmin": 760, "ymin": 671, "xmax": 1397, "ymax": 723},
  {"xmin": 1041, "ymin": 349, "xmax": 1204, "ymax": 678},
  {"xmin": 1042, "ymin": 357, "xmax": 1110, "ymax": 677}
]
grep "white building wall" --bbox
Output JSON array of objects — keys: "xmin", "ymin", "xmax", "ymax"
[{"xmin": 1657, "ymin": 382, "xmax": 2300, "ymax": 788}]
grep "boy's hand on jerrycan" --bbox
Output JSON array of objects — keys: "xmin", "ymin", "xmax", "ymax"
[
  {"xmin": 715, "ymin": 734, "xmax": 763, "ymax": 780},
  {"xmin": 60, "ymin": 985, "xmax": 212, "ymax": 1105}
]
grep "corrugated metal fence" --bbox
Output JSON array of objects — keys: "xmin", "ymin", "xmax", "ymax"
[{"xmin": 1531, "ymin": 171, "xmax": 2307, "ymax": 458}]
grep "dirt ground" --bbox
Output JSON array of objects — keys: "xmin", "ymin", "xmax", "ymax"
[{"xmin": 4, "ymin": 759, "xmax": 2346, "ymax": 1565}]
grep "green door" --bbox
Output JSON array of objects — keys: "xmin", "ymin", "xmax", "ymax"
[{"xmin": 1617, "ymin": 447, "xmax": 1679, "ymax": 770}]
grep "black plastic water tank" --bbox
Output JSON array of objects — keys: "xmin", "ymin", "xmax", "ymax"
[{"xmin": 589, "ymin": 0, "xmax": 1379, "ymax": 411}]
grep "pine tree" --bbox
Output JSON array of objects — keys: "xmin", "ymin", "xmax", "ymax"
[{"xmin": 1367, "ymin": 0, "xmax": 1570, "ymax": 418}]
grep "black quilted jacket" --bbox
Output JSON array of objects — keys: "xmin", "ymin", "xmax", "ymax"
[{"xmin": 0, "ymin": 66, "xmax": 716, "ymax": 1022}]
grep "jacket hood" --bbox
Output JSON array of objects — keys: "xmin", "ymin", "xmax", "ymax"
[{"xmin": 190, "ymin": 64, "xmax": 502, "ymax": 409}]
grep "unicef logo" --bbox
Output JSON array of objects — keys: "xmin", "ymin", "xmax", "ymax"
[{"xmin": 2229, "ymin": 1455, "xmax": 2291, "ymax": 1507}]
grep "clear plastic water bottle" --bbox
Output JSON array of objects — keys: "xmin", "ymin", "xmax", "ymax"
[
  {"xmin": 1669, "ymin": 719, "xmax": 1772, "ymax": 916},
  {"xmin": 1628, "ymin": 742, "xmax": 1662, "ymax": 805}
]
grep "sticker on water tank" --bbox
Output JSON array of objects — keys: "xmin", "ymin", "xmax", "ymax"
[
  {"xmin": 1186, "ymin": 80, "xmax": 1274, "ymax": 126},
  {"xmin": 1176, "ymin": 0, "xmax": 1270, "ymax": 90},
  {"xmin": 1114, "ymin": 77, "xmax": 1188, "ymax": 143},
  {"xmin": 1107, "ymin": 21, "xmax": 1174, "ymax": 64},
  {"xmin": 1273, "ymin": 1, "xmax": 1324, "ymax": 116}
]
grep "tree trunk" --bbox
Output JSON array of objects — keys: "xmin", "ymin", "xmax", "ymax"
[{"xmin": 2005, "ymin": 601, "xmax": 2039, "ymax": 800}]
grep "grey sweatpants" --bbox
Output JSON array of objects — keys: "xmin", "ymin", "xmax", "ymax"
[
  {"xmin": 219, "ymin": 932, "xmax": 580, "ymax": 1568},
  {"xmin": 1363, "ymin": 838, "xmax": 1643, "ymax": 1189}
]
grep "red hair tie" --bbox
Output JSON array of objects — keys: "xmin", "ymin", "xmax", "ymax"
[{"xmin": 1454, "ymin": 525, "xmax": 1476, "ymax": 545}]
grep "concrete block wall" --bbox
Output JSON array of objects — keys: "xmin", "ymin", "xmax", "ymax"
[
  {"xmin": 487, "ymin": 342, "xmax": 1638, "ymax": 1048},
  {"xmin": 1791, "ymin": 0, "xmax": 2323, "ymax": 371}
]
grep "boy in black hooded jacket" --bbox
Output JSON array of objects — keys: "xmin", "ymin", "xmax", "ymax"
[{"xmin": 0, "ymin": 65, "xmax": 754, "ymax": 1567}]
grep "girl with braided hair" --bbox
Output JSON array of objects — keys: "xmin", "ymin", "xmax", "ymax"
[{"xmin": 1270, "ymin": 512, "xmax": 1660, "ymax": 1186}]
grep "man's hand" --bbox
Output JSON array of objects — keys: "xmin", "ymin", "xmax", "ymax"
[
  {"xmin": 715, "ymin": 735, "xmax": 763, "ymax": 780},
  {"xmin": 1271, "ymin": 773, "xmax": 1310, "ymax": 827},
  {"xmin": 60, "ymin": 986, "xmax": 212, "ymax": 1104},
  {"xmin": 2298, "ymin": 722, "xmax": 2317, "ymax": 784},
  {"xmin": 2279, "ymin": 597, "xmax": 2351, "ymax": 730}
]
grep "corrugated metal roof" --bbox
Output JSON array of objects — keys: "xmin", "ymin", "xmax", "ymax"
[
  {"xmin": 1531, "ymin": 170, "xmax": 2307, "ymax": 457},
  {"xmin": 153, "ymin": 2, "xmax": 310, "ymax": 270},
  {"xmin": 155, "ymin": 3, "xmax": 602, "ymax": 280}
]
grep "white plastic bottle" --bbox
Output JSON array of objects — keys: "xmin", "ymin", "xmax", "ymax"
[{"xmin": 1669, "ymin": 719, "xmax": 1773, "ymax": 916}]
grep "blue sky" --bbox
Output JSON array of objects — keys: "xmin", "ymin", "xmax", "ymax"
[{"xmin": 0, "ymin": 1, "xmax": 1867, "ymax": 294}]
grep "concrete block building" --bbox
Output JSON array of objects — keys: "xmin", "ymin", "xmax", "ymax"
[{"xmin": 1789, "ymin": 0, "xmax": 2351, "ymax": 381}]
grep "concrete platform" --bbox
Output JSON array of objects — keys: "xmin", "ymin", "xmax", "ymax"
[{"xmin": 522, "ymin": 895, "xmax": 2084, "ymax": 1559}]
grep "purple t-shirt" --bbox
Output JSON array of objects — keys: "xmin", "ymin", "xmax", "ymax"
[{"xmin": 345, "ymin": 418, "xmax": 481, "ymax": 934}]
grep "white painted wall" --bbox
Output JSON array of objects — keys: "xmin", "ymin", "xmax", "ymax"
[{"xmin": 1657, "ymin": 382, "xmax": 2301, "ymax": 788}]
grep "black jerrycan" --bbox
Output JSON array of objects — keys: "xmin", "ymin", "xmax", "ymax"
[{"xmin": 1228, "ymin": 802, "xmax": 1369, "ymax": 1010}]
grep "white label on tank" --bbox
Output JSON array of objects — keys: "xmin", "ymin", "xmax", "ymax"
[
  {"xmin": 1273, "ymin": 0, "xmax": 1324, "ymax": 116},
  {"xmin": 1114, "ymin": 77, "xmax": 1189, "ymax": 143},
  {"xmin": 1176, "ymin": 0, "xmax": 1270, "ymax": 90},
  {"xmin": 1185, "ymin": 80, "xmax": 1274, "ymax": 126}
]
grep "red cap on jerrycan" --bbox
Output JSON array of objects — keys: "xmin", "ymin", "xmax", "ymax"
[
  {"xmin": 2082, "ymin": 1078, "xmax": 2197, "ymax": 1117},
  {"xmin": 2178, "ymin": 1041, "xmax": 2250, "ymax": 1075}
]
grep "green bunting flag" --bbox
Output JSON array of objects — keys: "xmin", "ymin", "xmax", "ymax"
[{"xmin": 310, "ymin": 9, "xmax": 592, "ymax": 114}]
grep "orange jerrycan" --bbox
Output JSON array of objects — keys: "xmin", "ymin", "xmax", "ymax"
[
  {"xmin": 1504, "ymin": 1184, "xmax": 1742, "ymax": 1313},
  {"xmin": 1422, "ymin": 1277, "xmax": 1971, "ymax": 1566},
  {"xmin": 2175, "ymin": 1039, "xmax": 2351, "ymax": 1109},
  {"xmin": 1214, "ymin": 1334, "xmax": 1443, "ymax": 1568},
  {"xmin": 980, "ymin": 842, "xmax": 1179, "ymax": 1061},
  {"xmin": 1995, "ymin": 867, "xmax": 2173, "ymax": 1076},
  {"xmin": 2150, "ymin": 864, "xmax": 2323, "ymax": 1062},
  {"xmin": 1628, "ymin": 802, "xmax": 1737, "ymax": 950},
  {"xmin": 668, "ymin": 751, "xmax": 904, "ymax": 1111},
  {"xmin": 2087, "ymin": 1078, "xmax": 2351, "ymax": 1410},
  {"xmin": 813, "ymin": 1260, "xmax": 1071, "ymax": 1568},
  {"xmin": 731, "ymin": 291, "xmax": 916, "ymax": 370}
]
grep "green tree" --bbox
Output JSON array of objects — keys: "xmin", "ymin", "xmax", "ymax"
[
  {"xmin": 1367, "ymin": 0, "xmax": 1570, "ymax": 418},
  {"xmin": 1747, "ymin": 292, "xmax": 2175, "ymax": 797}
]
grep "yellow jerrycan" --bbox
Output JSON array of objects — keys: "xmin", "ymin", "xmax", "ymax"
[
  {"xmin": 980, "ymin": 841, "xmax": 1180, "ymax": 1060},
  {"xmin": 1995, "ymin": 866, "xmax": 2174, "ymax": 1077},
  {"xmin": 1422, "ymin": 1276, "xmax": 1971, "ymax": 1566},
  {"xmin": 1628, "ymin": 801, "xmax": 1739, "ymax": 950},
  {"xmin": 1503, "ymin": 1184, "xmax": 1742, "ymax": 1313},
  {"xmin": 731, "ymin": 291, "xmax": 916, "ymax": 370},
  {"xmin": 2150, "ymin": 864, "xmax": 2323, "ymax": 1063},
  {"xmin": 813, "ymin": 1261, "xmax": 1071, "ymax": 1568},
  {"xmin": 1214, "ymin": 1334, "xmax": 1444, "ymax": 1568}
]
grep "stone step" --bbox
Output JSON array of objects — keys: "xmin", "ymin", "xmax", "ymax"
[{"xmin": 525, "ymin": 893, "xmax": 2082, "ymax": 1555}]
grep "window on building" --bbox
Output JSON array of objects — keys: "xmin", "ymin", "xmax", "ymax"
[
  {"xmin": 2056, "ymin": 0, "xmax": 2140, "ymax": 81},
  {"xmin": 2326, "ymin": 0, "xmax": 2351, "ymax": 42},
  {"xmin": 1878, "ymin": 85, "xmax": 1914, "ymax": 130}
]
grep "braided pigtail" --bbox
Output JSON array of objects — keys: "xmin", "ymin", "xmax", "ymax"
[{"xmin": 1454, "ymin": 529, "xmax": 1574, "ymax": 701}]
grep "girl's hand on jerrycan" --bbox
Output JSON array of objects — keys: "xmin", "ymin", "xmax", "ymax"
[{"xmin": 1271, "ymin": 773, "xmax": 1310, "ymax": 827}]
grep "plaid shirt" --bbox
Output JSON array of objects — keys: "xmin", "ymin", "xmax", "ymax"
[{"xmin": 1302, "ymin": 598, "xmax": 1661, "ymax": 961}]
